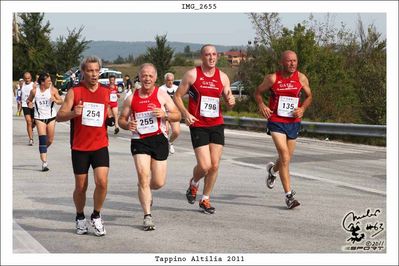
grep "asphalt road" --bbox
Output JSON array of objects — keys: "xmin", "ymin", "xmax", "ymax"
[{"xmin": 9, "ymin": 97, "xmax": 389, "ymax": 263}]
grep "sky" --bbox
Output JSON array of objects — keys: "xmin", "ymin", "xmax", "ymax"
[{"xmin": 42, "ymin": 12, "xmax": 386, "ymax": 46}]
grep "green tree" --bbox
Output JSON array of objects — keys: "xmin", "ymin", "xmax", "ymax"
[
  {"xmin": 53, "ymin": 26, "xmax": 90, "ymax": 74},
  {"xmin": 172, "ymin": 55, "xmax": 194, "ymax": 66},
  {"xmin": 353, "ymin": 22, "xmax": 386, "ymax": 125},
  {"xmin": 126, "ymin": 54, "xmax": 135, "ymax": 64},
  {"xmin": 144, "ymin": 34, "xmax": 174, "ymax": 83},
  {"xmin": 216, "ymin": 55, "xmax": 229, "ymax": 67},
  {"xmin": 113, "ymin": 55, "xmax": 125, "ymax": 64},
  {"xmin": 13, "ymin": 13, "xmax": 53, "ymax": 79},
  {"xmin": 184, "ymin": 45, "xmax": 191, "ymax": 54},
  {"xmin": 134, "ymin": 54, "xmax": 147, "ymax": 66},
  {"xmin": 239, "ymin": 13, "xmax": 386, "ymax": 125}
]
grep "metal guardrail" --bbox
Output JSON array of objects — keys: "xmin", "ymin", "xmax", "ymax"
[{"xmin": 223, "ymin": 116, "xmax": 386, "ymax": 138}]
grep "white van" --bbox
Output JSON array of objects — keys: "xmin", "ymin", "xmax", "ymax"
[{"xmin": 98, "ymin": 68, "xmax": 124, "ymax": 92}]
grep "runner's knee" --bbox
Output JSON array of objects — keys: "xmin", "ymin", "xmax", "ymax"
[
  {"xmin": 94, "ymin": 177, "xmax": 107, "ymax": 191},
  {"xmin": 150, "ymin": 179, "xmax": 165, "ymax": 190}
]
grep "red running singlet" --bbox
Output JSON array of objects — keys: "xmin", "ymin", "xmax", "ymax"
[
  {"xmin": 130, "ymin": 87, "xmax": 166, "ymax": 139},
  {"xmin": 268, "ymin": 70, "xmax": 303, "ymax": 123},
  {"xmin": 70, "ymin": 83, "xmax": 110, "ymax": 151},
  {"xmin": 188, "ymin": 66, "xmax": 224, "ymax": 127}
]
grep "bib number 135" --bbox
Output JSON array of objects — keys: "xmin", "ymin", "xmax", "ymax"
[{"xmin": 277, "ymin": 96, "xmax": 299, "ymax": 117}]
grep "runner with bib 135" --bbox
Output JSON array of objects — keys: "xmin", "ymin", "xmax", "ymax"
[{"xmin": 254, "ymin": 50, "xmax": 313, "ymax": 209}]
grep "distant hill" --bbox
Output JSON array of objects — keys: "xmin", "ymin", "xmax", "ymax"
[{"xmin": 82, "ymin": 41, "xmax": 243, "ymax": 61}]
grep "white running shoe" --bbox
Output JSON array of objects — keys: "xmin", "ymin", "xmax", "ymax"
[
  {"xmin": 91, "ymin": 217, "xmax": 106, "ymax": 236},
  {"xmin": 285, "ymin": 190, "xmax": 300, "ymax": 209},
  {"xmin": 266, "ymin": 162, "xmax": 277, "ymax": 189},
  {"xmin": 42, "ymin": 162, "xmax": 49, "ymax": 172},
  {"xmin": 29, "ymin": 139, "xmax": 34, "ymax": 146},
  {"xmin": 143, "ymin": 215, "xmax": 156, "ymax": 231},
  {"xmin": 76, "ymin": 218, "xmax": 88, "ymax": 235},
  {"xmin": 169, "ymin": 143, "xmax": 175, "ymax": 154}
]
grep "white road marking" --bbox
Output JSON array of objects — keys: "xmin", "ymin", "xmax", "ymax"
[{"xmin": 13, "ymin": 220, "xmax": 49, "ymax": 253}]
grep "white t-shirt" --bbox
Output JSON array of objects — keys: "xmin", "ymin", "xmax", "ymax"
[
  {"xmin": 159, "ymin": 84, "xmax": 178, "ymax": 98},
  {"xmin": 21, "ymin": 82, "xmax": 34, "ymax": 107}
]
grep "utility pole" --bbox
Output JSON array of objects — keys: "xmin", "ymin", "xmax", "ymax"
[{"xmin": 13, "ymin": 13, "xmax": 20, "ymax": 43}]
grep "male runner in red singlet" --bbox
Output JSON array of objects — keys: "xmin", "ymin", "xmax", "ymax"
[
  {"xmin": 254, "ymin": 50, "xmax": 313, "ymax": 209},
  {"xmin": 56, "ymin": 55, "xmax": 113, "ymax": 236},
  {"xmin": 174, "ymin": 44, "xmax": 236, "ymax": 214},
  {"xmin": 118, "ymin": 63, "xmax": 181, "ymax": 231},
  {"xmin": 108, "ymin": 75, "xmax": 120, "ymax": 134}
]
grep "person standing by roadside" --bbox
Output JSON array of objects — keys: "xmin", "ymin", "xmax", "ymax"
[
  {"xmin": 174, "ymin": 44, "xmax": 235, "ymax": 214},
  {"xmin": 56, "ymin": 55, "xmax": 113, "ymax": 236},
  {"xmin": 254, "ymin": 50, "xmax": 313, "ymax": 209},
  {"xmin": 21, "ymin": 72, "xmax": 35, "ymax": 145},
  {"xmin": 108, "ymin": 75, "xmax": 121, "ymax": 134},
  {"xmin": 119, "ymin": 63, "xmax": 181, "ymax": 230},
  {"xmin": 124, "ymin": 74, "xmax": 133, "ymax": 94},
  {"xmin": 27, "ymin": 72, "xmax": 63, "ymax": 171},
  {"xmin": 15, "ymin": 78, "xmax": 24, "ymax": 116},
  {"xmin": 159, "ymin": 72, "xmax": 180, "ymax": 154}
]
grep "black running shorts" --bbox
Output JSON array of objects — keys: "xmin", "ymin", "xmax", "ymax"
[
  {"xmin": 22, "ymin": 107, "xmax": 34, "ymax": 117},
  {"xmin": 71, "ymin": 147, "xmax": 109, "ymax": 174},
  {"xmin": 130, "ymin": 134, "xmax": 169, "ymax": 161},
  {"xmin": 189, "ymin": 124, "xmax": 225, "ymax": 149},
  {"xmin": 35, "ymin": 117, "xmax": 56, "ymax": 125}
]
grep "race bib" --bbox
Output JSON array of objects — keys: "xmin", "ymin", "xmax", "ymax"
[
  {"xmin": 135, "ymin": 111, "xmax": 158, "ymax": 134},
  {"xmin": 82, "ymin": 102, "xmax": 104, "ymax": 127},
  {"xmin": 110, "ymin": 93, "xmax": 118, "ymax": 102},
  {"xmin": 200, "ymin": 96, "xmax": 219, "ymax": 118},
  {"xmin": 277, "ymin": 96, "xmax": 299, "ymax": 117}
]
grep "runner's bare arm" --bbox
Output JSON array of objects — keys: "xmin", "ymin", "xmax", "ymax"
[
  {"xmin": 221, "ymin": 72, "xmax": 235, "ymax": 109},
  {"xmin": 118, "ymin": 95, "xmax": 137, "ymax": 131},
  {"xmin": 161, "ymin": 90, "xmax": 181, "ymax": 123},
  {"xmin": 174, "ymin": 68, "xmax": 198, "ymax": 126},
  {"xmin": 254, "ymin": 74, "xmax": 275, "ymax": 119},
  {"xmin": 56, "ymin": 89, "xmax": 81, "ymax": 122},
  {"xmin": 51, "ymin": 87, "xmax": 63, "ymax": 105},
  {"xmin": 26, "ymin": 88, "xmax": 36, "ymax": 108},
  {"xmin": 293, "ymin": 73, "xmax": 313, "ymax": 118}
]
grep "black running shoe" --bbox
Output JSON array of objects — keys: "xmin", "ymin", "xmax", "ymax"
[
  {"xmin": 199, "ymin": 199, "xmax": 215, "ymax": 214},
  {"xmin": 285, "ymin": 191, "xmax": 300, "ymax": 209},
  {"xmin": 186, "ymin": 179, "xmax": 198, "ymax": 204}
]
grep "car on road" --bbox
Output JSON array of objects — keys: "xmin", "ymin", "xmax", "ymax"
[
  {"xmin": 55, "ymin": 67, "xmax": 81, "ymax": 92},
  {"xmin": 230, "ymin": 80, "xmax": 247, "ymax": 97},
  {"xmin": 98, "ymin": 68, "xmax": 125, "ymax": 92}
]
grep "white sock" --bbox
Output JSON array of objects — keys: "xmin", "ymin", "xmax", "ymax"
[
  {"xmin": 191, "ymin": 179, "xmax": 199, "ymax": 187},
  {"xmin": 285, "ymin": 191, "xmax": 292, "ymax": 197},
  {"xmin": 201, "ymin": 195, "xmax": 209, "ymax": 201}
]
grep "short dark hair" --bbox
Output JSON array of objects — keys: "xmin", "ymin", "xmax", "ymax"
[
  {"xmin": 109, "ymin": 75, "xmax": 116, "ymax": 79},
  {"xmin": 38, "ymin": 72, "xmax": 50, "ymax": 85},
  {"xmin": 200, "ymin": 44, "xmax": 215, "ymax": 55}
]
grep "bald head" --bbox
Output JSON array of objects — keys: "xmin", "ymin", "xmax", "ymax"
[
  {"xmin": 280, "ymin": 50, "xmax": 297, "ymax": 62},
  {"xmin": 280, "ymin": 50, "xmax": 298, "ymax": 75}
]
